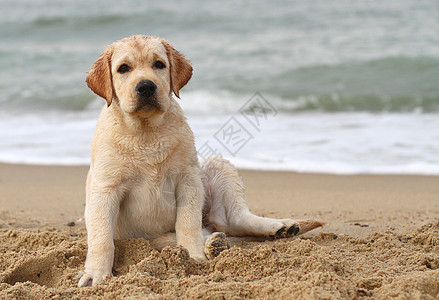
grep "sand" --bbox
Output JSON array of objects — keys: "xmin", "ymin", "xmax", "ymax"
[{"xmin": 0, "ymin": 163, "xmax": 438, "ymax": 299}]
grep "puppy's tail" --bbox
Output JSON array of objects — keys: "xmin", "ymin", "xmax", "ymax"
[{"xmin": 297, "ymin": 219, "xmax": 327, "ymax": 235}]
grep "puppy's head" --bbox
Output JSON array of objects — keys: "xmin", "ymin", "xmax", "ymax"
[{"xmin": 86, "ymin": 35, "xmax": 192, "ymax": 116}]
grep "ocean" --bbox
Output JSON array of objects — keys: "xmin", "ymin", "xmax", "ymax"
[{"xmin": 1, "ymin": 0, "xmax": 439, "ymax": 174}]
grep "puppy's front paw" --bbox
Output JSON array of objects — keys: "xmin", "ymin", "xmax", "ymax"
[
  {"xmin": 77, "ymin": 269, "xmax": 112, "ymax": 287},
  {"xmin": 190, "ymin": 252, "xmax": 207, "ymax": 263},
  {"xmin": 182, "ymin": 242, "xmax": 208, "ymax": 262}
]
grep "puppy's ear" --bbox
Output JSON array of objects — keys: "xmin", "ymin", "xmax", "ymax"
[
  {"xmin": 162, "ymin": 40, "xmax": 193, "ymax": 99},
  {"xmin": 86, "ymin": 46, "xmax": 114, "ymax": 107}
]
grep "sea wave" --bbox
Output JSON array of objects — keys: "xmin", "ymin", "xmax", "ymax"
[
  {"xmin": 181, "ymin": 89, "xmax": 439, "ymax": 115},
  {"xmin": 1, "ymin": 110, "xmax": 438, "ymax": 175},
  {"xmin": 1, "ymin": 0, "xmax": 438, "ymax": 174},
  {"xmin": 209, "ymin": 56, "xmax": 439, "ymax": 113}
]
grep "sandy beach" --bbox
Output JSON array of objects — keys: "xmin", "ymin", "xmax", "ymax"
[{"xmin": 0, "ymin": 163, "xmax": 438, "ymax": 299}]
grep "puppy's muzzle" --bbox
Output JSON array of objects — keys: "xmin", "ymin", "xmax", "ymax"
[
  {"xmin": 135, "ymin": 80, "xmax": 161, "ymax": 110},
  {"xmin": 136, "ymin": 80, "xmax": 157, "ymax": 98}
]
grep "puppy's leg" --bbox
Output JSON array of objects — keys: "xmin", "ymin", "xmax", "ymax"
[
  {"xmin": 201, "ymin": 156, "xmax": 324, "ymax": 239},
  {"xmin": 174, "ymin": 169, "xmax": 207, "ymax": 261},
  {"xmin": 78, "ymin": 180, "xmax": 123, "ymax": 287}
]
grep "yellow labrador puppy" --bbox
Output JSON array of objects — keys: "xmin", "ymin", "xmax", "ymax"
[{"xmin": 78, "ymin": 35, "xmax": 323, "ymax": 287}]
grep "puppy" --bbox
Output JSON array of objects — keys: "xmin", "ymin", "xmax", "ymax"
[{"xmin": 78, "ymin": 35, "xmax": 324, "ymax": 287}]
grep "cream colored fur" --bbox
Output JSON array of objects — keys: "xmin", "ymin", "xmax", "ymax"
[{"xmin": 78, "ymin": 35, "xmax": 323, "ymax": 287}]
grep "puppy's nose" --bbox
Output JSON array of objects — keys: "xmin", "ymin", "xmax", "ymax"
[{"xmin": 135, "ymin": 80, "xmax": 157, "ymax": 98}]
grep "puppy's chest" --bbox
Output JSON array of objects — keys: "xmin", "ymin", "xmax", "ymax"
[
  {"xmin": 127, "ymin": 171, "xmax": 177, "ymax": 208},
  {"xmin": 117, "ymin": 172, "xmax": 179, "ymax": 238},
  {"xmin": 118, "ymin": 132, "xmax": 180, "ymax": 166}
]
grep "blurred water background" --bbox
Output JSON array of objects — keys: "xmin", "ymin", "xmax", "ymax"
[{"xmin": 1, "ymin": 0, "xmax": 438, "ymax": 174}]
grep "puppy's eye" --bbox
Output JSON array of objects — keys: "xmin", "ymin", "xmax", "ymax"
[
  {"xmin": 117, "ymin": 64, "xmax": 130, "ymax": 74},
  {"xmin": 154, "ymin": 61, "xmax": 166, "ymax": 69}
]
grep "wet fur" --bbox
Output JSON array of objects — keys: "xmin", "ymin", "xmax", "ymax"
[{"xmin": 78, "ymin": 35, "xmax": 324, "ymax": 287}]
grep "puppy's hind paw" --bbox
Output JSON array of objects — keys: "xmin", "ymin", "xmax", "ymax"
[
  {"xmin": 287, "ymin": 223, "xmax": 300, "ymax": 236},
  {"xmin": 204, "ymin": 232, "xmax": 230, "ymax": 260},
  {"xmin": 269, "ymin": 219, "xmax": 326, "ymax": 240},
  {"xmin": 270, "ymin": 221, "xmax": 301, "ymax": 240}
]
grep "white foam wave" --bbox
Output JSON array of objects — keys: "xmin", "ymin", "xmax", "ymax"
[
  {"xmin": 189, "ymin": 111, "xmax": 439, "ymax": 175},
  {"xmin": 1, "ymin": 101, "xmax": 439, "ymax": 175}
]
